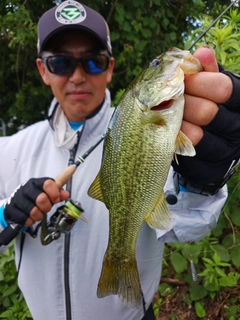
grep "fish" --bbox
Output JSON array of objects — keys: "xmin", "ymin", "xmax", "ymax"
[{"xmin": 88, "ymin": 47, "xmax": 203, "ymax": 308}]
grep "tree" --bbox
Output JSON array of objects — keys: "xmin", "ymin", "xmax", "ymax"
[{"xmin": 0, "ymin": 0, "xmax": 54, "ymax": 135}]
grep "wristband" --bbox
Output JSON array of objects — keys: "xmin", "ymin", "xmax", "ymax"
[
  {"xmin": 177, "ymin": 158, "xmax": 239, "ymax": 196},
  {"xmin": 0, "ymin": 205, "xmax": 8, "ymax": 229}
]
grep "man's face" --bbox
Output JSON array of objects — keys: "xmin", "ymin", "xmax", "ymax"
[{"xmin": 36, "ymin": 30, "xmax": 114, "ymax": 121}]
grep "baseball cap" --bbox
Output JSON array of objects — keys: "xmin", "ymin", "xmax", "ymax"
[{"xmin": 37, "ymin": 0, "xmax": 112, "ymax": 55}]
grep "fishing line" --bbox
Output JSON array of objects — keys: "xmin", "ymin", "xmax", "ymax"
[{"xmin": 187, "ymin": 0, "xmax": 240, "ymax": 51}]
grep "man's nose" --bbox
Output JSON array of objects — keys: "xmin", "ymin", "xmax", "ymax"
[{"xmin": 69, "ymin": 63, "xmax": 87, "ymax": 83}]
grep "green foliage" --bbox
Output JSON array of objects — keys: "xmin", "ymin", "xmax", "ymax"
[
  {"xmin": 0, "ymin": 0, "xmax": 53, "ymax": 135},
  {"xmin": 111, "ymin": 88, "xmax": 125, "ymax": 107},
  {"xmin": 198, "ymin": 252, "xmax": 231, "ymax": 292},
  {"xmin": 170, "ymin": 251, "xmax": 188, "ymax": 274},
  {"xmin": 153, "ymin": 296, "xmax": 163, "ymax": 317},
  {"xmin": 186, "ymin": 7, "xmax": 240, "ymax": 73},
  {"xmin": 159, "ymin": 168, "xmax": 240, "ymax": 319},
  {"xmin": 195, "ymin": 301, "xmax": 206, "ymax": 318},
  {"xmin": 0, "ymin": 245, "xmax": 32, "ymax": 319}
]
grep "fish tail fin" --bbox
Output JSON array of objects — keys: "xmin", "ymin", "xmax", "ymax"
[{"xmin": 97, "ymin": 253, "xmax": 143, "ymax": 309}]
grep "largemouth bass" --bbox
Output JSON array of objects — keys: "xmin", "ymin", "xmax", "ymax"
[{"xmin": 88, "ymin": 48, "xmax": 203, "ymax": 308}]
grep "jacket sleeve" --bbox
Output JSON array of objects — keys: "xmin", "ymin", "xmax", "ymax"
[{"xmin": 157, "ymin": 167, "xmax": 228, "ymax": 242}]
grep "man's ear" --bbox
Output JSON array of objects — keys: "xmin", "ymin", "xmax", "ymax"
[{"xmin": 36, "ymin": 58, "xmax": 51, "ymax": 86}]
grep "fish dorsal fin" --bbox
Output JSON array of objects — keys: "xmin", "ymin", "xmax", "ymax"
[
  {"xmin": 175, "ymin": 130, "xmax": 196, "ymax": 156},
  {"xmin": 144, "ymin": 192, "xmax": 172, "ymax": 230},
  {"xmin": 141, "ymin": 111, "xmax": 167, "ymax": 126},
  {"xmin": 88, "ymin": 173, "xmax": 104, "ymax": 203}
]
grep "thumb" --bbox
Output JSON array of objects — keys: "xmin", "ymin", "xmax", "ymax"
[{"xmin": 193, "ymin": 46, "xmax": 219, "ymax": 72}]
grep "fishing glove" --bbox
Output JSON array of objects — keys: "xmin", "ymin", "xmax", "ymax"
[
  {"xmin": 4, "ymin": 178, "xmax": 51, "ymax": 225},
  {"xmin": 172, "ymin": 68, "xmax": 240, "ymax": 195}
]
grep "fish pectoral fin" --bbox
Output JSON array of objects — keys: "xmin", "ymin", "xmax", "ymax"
[
  {"xmin": 145, "ymin": 192, "xmax": 172, "ymax": 230},
  {"xmin": 141, "ymin": 111, "xmax": 166, "ymax": 126},
  {"xmin": 175, "ymin": 130, "xmax": 196, "ymax": 156},
  {"xmin": 87, "ymin": 173, "xmax": 104, "ymax": 203}
]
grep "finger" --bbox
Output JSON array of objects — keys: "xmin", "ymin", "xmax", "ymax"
[
  {"xmin": 193, "ymin": 46, "xmax": 218, "ymax": 72},
  {"xmin": 181, "ymin": 120, "xmax": 203, "ymax": 146},
  {"xmin": 59, "ymin": 189, "xmax": 70, "ymax": 201},
  {"xmin": 25, "ymin": 181, "xmax": 70, "ymax": 227},
  {"xmin": 42, "ymin": 179, "xmax": 61, "ymax": 204},
  {"xmin": 185, "ymin": 46, "xmax": 233, "ymax": 103},
  {"xmin": 35, "ymin": 192, "xmax": 53, "ymax": 213},
  {"xmin": 25, "ymin": 217, "xmax": 35, "ymax": 227},
  {"xmin": 184, "ymin": 94, "xmax": 218, "ymax": 126},
  {"xmin": 26, "ymin": 189, "xmax": 69, "ymax": 227},
  {"xmin": 184, "ymin": 71, "xmax": 232, "ymax": 103},
  {"xmin": 28, "ymin": 205, "xmax": 45, "ymax": 224}
]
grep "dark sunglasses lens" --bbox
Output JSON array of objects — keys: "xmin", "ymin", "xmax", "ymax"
[
  {"xmin": 81, "ymin": 55, "xmax": 109, "ymax": 74},
  {"xmin": 47, "ymin": 56, "xmax": 75, "ymax": 75}
]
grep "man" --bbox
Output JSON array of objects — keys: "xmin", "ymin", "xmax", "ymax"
[{"xmin": 0, "ymin": 1, "xmax": 240, "ymax": 319}]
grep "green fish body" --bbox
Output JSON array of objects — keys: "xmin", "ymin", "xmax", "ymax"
[{"xmin": 88, "ymin": 48, "xmax": 203, "ymax": 308}]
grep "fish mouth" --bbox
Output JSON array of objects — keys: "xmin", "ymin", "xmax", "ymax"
[{"xmin": 151, "ymin": 99, "xmax": 173, "ymax": 111}]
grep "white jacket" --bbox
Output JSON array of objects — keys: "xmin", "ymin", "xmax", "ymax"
[{"xmin": 0, "ymin": 89, "xmax": 227, "ymax": 320}]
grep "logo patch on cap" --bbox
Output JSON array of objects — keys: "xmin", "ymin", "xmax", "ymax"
[{"xmin": 55, "ymin": 1, "xmax": 87, "ymax": 24}]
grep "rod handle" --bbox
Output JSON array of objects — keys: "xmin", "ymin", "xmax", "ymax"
[{"xmin": 55, "ymin": 164, "xmax": 77, "ymax": 189}]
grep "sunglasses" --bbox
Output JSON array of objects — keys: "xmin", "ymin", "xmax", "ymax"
[{"xmin": 41, "ymin": 53, "xmax": 111, "ymax": 76}]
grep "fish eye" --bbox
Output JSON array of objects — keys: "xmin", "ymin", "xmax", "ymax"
[{"xmin": 150, "ymin": 59, "xmax": 161, "ymax": 68}]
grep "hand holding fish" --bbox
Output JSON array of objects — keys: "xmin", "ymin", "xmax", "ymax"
[
  {"xmin": 182, "ymin": 46, "xmax": 232, "ymax": 145},
  {"xmin": 173, "ymin": 46, "xmax": 240, "ymax": 195}
]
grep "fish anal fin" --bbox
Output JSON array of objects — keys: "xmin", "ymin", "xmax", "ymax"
[
  {"xmin": 97, "ymin": 253, "xmax": 143, "ymax": 309},
  {"xmin": 145, "ymin": 192, "xmax": 172, "ymax": 230},
  {"xmin": 141, "ymin": 111, "xmax": 166, "ymax": 126},
  {"xmin": 175, "ymin": 130, "xmax": 196, "ymax": 156},
  {"xmin": 88, "ymin": 173, "xmax": 104, "ymax": 203}
]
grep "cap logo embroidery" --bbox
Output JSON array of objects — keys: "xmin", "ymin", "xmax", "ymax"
[{"xmin": 55, "ymin": 1, "xmax": 87, "ymax": 24}]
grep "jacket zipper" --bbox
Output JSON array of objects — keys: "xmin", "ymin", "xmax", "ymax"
[{"xmin": 64, "ymin": 131, "xmax": 82, "ymax": 320}]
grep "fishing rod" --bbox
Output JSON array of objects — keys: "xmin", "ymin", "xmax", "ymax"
[
  {"xmin": 187, "ymin": 0, "xmax": 240, "ymax": 50},
  {"xmin": 0, "ymin": 134, "xmax": 105, "ymax": 247}
]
